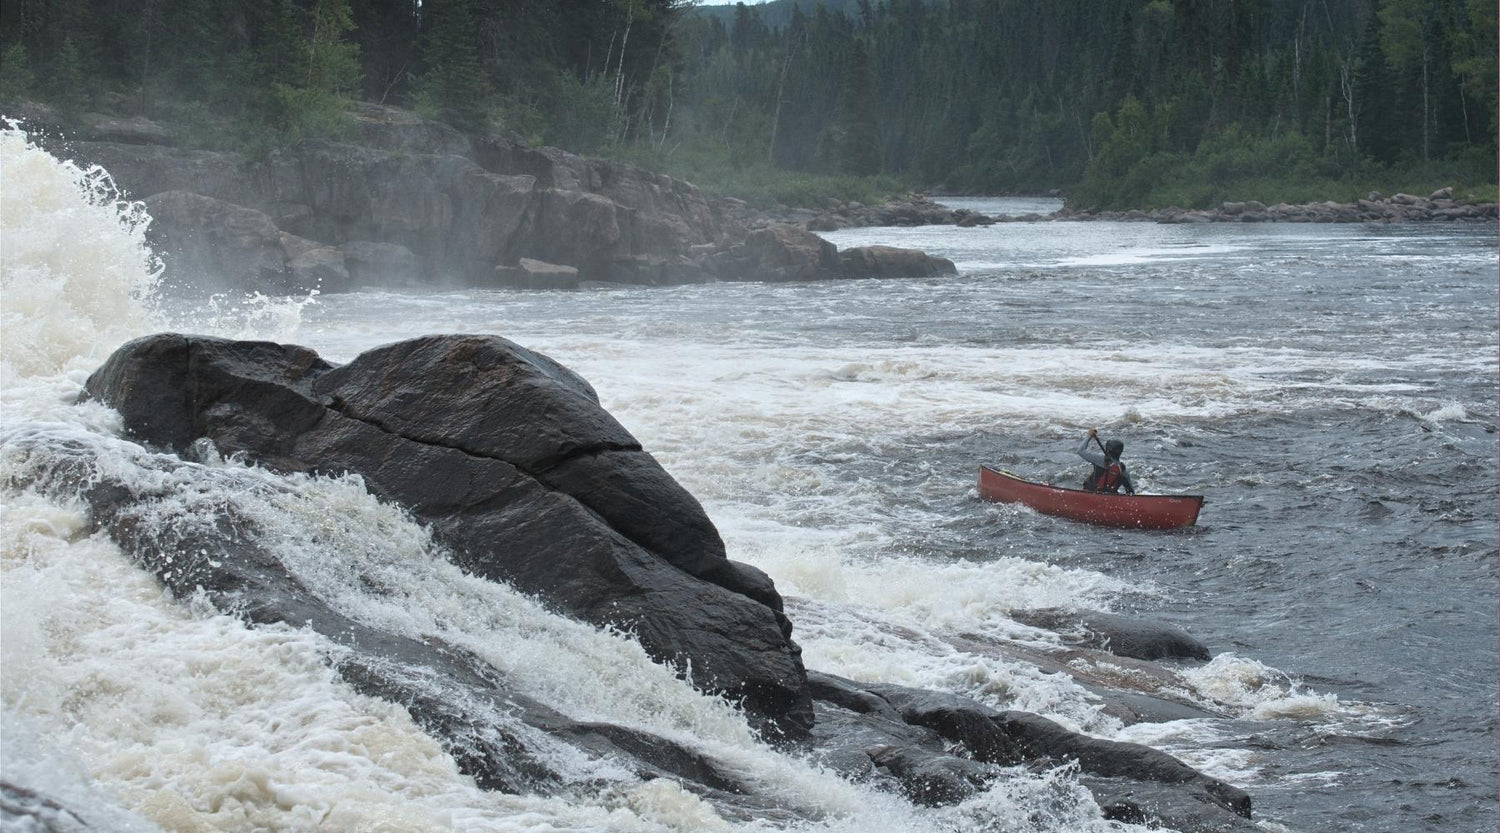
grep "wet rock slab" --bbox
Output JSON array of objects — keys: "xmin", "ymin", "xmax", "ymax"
[{"xmin": 805, "ymin": 672, "xmax": 1257, "ymax": 832}]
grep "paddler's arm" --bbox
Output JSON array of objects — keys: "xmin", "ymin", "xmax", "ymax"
[
  {"xmin": 1120, "ymin": 466, "xmax": 1137, "ymax": 495},
  {"xmin": 1077, "ymin": 432, "xmax": 1108, "ymax": 467}
]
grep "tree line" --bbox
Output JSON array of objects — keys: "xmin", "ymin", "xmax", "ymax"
[
  {"xmin": 1, "ymin": 0, "xmax": 1493, "ymax": 209},
  {"xmin": 674, "ymin": 0, "xmax": 1496, "ymax": 207},
  {"xmin": 0, "ymin": 0, "xmax": 679, "ymax": 153}
]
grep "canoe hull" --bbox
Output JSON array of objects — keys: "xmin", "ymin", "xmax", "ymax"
[{"xmin": 978, "ymin": 466, "xmax": 1203, "ymax": 530}]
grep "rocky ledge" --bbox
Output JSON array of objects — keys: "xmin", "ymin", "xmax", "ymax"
[
  {"xmin": 11, "ymin": 101, "xmax": 955, "ymax": 293},
  {"xmin": 0, "ymin": 332, "xmax": 1267, "ymax": 831}
]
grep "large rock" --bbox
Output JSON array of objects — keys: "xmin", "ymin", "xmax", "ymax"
[
  {"xmin": 745, "ymin": 223, "xmax": 839, "ymax": 278},
  {"xmin": 710, "ymin": 223, "xmax": 840, "ymax": 282},
  {"xmin": 348, "ymin": 101, "xmax": 472, "ymax": 156},
  {"xmin": 339, "ymin": 240, "xmax": 418, "ymax": 286},
  {"xmin": 287, "ymin": 246, "xmax": 350, "ymax": 291},
  {"xmin": 81, "ymin": 333, "xmax": 813, "ymax": 738},
  {"xmin": 143, "ymin": 190, "xmax": 296, "ymax": 293},
  {"xmin": 838, "ymin": 245, "xmax": 957, "ymax": 279},
  {"xmin": 75, "ymin": 112, "xmax": 173, "ymax": 145}
]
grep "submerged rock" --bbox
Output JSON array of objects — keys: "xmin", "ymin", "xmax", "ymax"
[
  {"xmin": 1011, "ymin": 608, "xmax": 1212, "ymax": 661},
  {"xmin": 805, "ymin": 672, "xmax": 1256, "ymax": 832}
]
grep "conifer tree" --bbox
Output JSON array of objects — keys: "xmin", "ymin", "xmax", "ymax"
[
  {"xmin": 49, "ymin": 36, "xmax": 86, "ymax": 112},
  {"xmin": 831, "ymin": 39, "xmax": 880, "ymax": 175},
  {"xmin": 0, "ymin": 42, "xmax": 33, "ymax": 101},
  {"xmin": 1353, "ymin": 12, "xmax": 1400, "ymax": 164},
  {"xmin": 418, "ymin": 0, "xmax": 489, "ymax": 131}
]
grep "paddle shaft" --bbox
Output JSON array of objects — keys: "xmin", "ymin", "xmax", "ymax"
[{"xmin": 1092, "ymin": 432, "xmax": 1109, "ymax": 457}]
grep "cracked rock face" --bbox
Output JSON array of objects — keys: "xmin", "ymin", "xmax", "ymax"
[{"xmin": 81, "ymin": 333, "xmax": 813, "ymax": 737}]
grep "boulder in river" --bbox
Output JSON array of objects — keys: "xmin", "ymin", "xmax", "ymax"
[
  {"xmin": 81, "ymin": 332, "xmax": 815, "ymax": 738},
  {"xmin": 1010, "ymin": 608, "xmax": 1212, "ymax": 661},
  {"xmin": 838, "ymin": 245, "xmax": 958, "ymax": 279}
]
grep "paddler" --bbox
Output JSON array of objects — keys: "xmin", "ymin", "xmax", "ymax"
[{"xmin": 1079, "ymin": 428, "xmax": 1136, "ymax": 495}]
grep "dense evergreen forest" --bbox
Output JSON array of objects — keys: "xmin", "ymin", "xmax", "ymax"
[{"xmin": 1, "ymin": 0, "xmax": 1494, "ymax": 209}]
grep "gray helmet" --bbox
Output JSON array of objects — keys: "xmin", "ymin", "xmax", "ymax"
[{"xmin": 1104, "ymin": 439, "xmax": 1124, "ymax": 459}]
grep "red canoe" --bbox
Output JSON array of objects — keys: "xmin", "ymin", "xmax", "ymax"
[{"xmin": 978, "ymin": 466, "xmax": 1204, "ymax": 530}]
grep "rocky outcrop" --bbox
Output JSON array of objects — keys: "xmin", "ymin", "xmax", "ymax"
[
  {"xmin": 80, "ymin": 333, "xmax": 814, "ymax": 738},
  {"xmin": 838, "ymin": 245, "xmax": 958, "ymax": 279},
  {"xmin": 700, "ymin": 224, "xmax": 956, "ymax": 282},
  {"xmin": 16, "ymin": 103, "xmax": 973, "ymax": 292},
  {"xmin": 27, "ymin": 105, "xmax": 731, "ymax": 291},
  {"xmin": 143, "ymin": 191, "xmax": 293, "ymax": 292}
]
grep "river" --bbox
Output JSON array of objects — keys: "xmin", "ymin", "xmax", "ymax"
[{"xmin": 3, "ymin": 129, "xmax": 1496, "ymax": 833}]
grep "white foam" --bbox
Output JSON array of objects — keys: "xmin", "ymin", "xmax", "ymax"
[
  {"xmin": 0, "ymin": 124, "xmax": 163, "ymax": 382},
  {"xmin": 1175, "ymin": 654, "xmax": 1343, "ymax": 720}
]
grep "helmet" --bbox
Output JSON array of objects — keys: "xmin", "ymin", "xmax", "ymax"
[{"xmin": 1104, "ymin": 439, "xmax": 1124, "ymax": 459}]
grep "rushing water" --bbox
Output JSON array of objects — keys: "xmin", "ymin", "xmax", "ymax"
[{"xmin": 3, "ymin": 128, "xmax": 1496, "ymax": 833}]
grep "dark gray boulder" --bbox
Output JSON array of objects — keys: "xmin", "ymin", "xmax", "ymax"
[
  {"xmin": 80, "ymin": 333, "xmax": 813, "ymax": 738},
  {"xmin": 802, "ymin": 672, "xmax": 1254, "ymax": 831},
  {"xmin": 1011, "ymin": 608, "xmax": 1212, "ymax": 661},
  {"xmin": 837, "ymin": 245, "xmax": 958, "ymax": 279}
]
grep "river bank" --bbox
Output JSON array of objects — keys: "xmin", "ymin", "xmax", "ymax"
[{"xmin": 745, "ymin": 189, "xmax": 1497, "ymax": 232}]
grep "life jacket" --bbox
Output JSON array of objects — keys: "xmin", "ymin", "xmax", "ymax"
[{"xmin": 1085, "ymin": 462, "xmax": 1123, "ymax": 493}]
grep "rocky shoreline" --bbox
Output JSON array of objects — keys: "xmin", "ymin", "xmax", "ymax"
[
  {"xmin": 757, "ymin": 188, "xmax": 1496, "ymax": 232},
  {"xmin": 1053, "ymin": 188, "xmax": 1497, "ymax": 225}
]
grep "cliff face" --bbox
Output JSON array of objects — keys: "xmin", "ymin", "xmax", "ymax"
[
  {"xmin": 36, "ymin": 103, "xmax": 728, "ymax": 291},
  {"xmin": 22, "ymin": 102, "xmax": 955, "ymax": 293}
]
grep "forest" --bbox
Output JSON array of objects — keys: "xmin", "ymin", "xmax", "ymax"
[{"xmin": 1, "ymin": 0, "xmax": 1494, "ymax": 210}]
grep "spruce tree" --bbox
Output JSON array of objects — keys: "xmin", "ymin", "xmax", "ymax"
[
  {"xmin": 419, "ymin": 0, "xmax": 489, "ymax": 131},
  {"xmin": 0, "ymin": 42, "xmax": 34, "ymax": 101},
  {"xmin": 1353, "ymin": 12, "xmax": 1400, "ymax": 164},
  {"xmin": 832, "ymin": 39, "xmax": 880, "ymax": 175}
]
